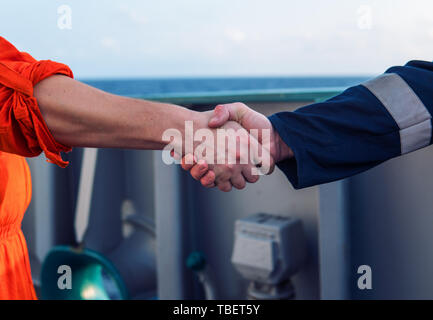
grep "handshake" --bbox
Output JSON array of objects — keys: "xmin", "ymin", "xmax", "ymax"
[{"xmin": 165, "ymin": 103, "xmax": 294, "ymax": 192}]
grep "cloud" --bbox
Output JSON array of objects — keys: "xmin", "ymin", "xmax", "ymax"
[
  {"xmin": 225, "ymin": 28, "xmax": 246, "ymax": 43},
  {"xmin": 4, "ymin": 0, "xmax": 432, "ymax": 77}
]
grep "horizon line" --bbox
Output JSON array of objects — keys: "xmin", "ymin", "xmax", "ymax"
[{"xmin": 79, "ymin": 74, "xmax": 374, "ymax": 81}]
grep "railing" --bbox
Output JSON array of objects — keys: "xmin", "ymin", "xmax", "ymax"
[{"xmin": 140, "ymin": 87, "xmax": 345, "ymax": 106}]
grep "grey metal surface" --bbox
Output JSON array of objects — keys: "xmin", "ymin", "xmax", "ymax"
[
  {"xmin": 23, "ymin": 149, "xmax": 158, "ymax": 298},
  {"xmin": 22, "ymin": 157, "xmax": 56, "ymax": 290},
  {"xmin": 184, "ymin": 168, "xmax": 320, "ymax": 299},
  {"xmin": 318, "ymin": 181, "xmax": 351, "ymax": 299},
  {"xmin": 153, "ymin": 151, "xmax": 189, "ymax": 300},
  {"xmin": 344, "ymin": 145, "xmax": 433, "ymax": 299},
  {"xmin": 318, "ymin": 144, "xmax": 433, "ymax": 299}
]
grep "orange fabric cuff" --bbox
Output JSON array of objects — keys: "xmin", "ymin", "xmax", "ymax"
[{"xmin": 0, "ymin": 37, "xmax": 74, "ymax": 167}]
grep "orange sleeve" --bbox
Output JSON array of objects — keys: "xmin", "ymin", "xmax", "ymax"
[{"xmin": 0, "ymin": 36, "xmax": 74, "ymax": 168}]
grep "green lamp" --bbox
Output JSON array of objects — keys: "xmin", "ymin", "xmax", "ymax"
[
  {"xmin": 40, "ymin": 148, "xmax": 129, "ymax": 300},
  {"xmin": 41, "ymin": 245, "xmax": 128, "ymax": 300}
]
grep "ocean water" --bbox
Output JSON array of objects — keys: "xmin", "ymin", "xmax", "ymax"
[{"xmin": 81, "ymin": 77, "xmax": 370, "ymax": 97}]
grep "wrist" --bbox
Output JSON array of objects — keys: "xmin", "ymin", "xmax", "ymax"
[
  {"xmin": 274, "ymin": 131, "xmax": 294, "ymax": 163},
  {"xmin": 190, "ymin": 110, "xmax": 212, "ymax": 130},
  {"xmin": 166, "ymin": 108, "xmax": 212, "ymax": 156}
]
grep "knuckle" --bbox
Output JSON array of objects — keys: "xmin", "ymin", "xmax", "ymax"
[
  {"xmin": 218, "ymin": 184, "xmax": 232, "ymax": 192},
  {"xmin": 247, "ymin": 174, "xmax": 259, "ymax": 183},
  {"xmin": 226, "ymin": 164, "xmax": 235, "ymax": 171},
  {"xmin": 192, "ymin": 171, "xmax": 202, "ymax": 180},
  {"xmin": 203, "ymin": 182, "xmax": 215, "ymax": 188},
  {"xmin": 235, "ymin": 183, "xmax": 246, "ymax": 190}
]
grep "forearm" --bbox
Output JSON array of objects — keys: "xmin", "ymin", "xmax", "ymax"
[
  {"xmin": 34, "ymin": 75, "xmax": 202, "ymax": 150},
  {"xmin": 269, "ymin": 60, "xmax": 433, "ymax": 189}
]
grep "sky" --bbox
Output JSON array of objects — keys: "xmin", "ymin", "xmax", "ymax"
[{"xmin": 1, "ymin": 0, "xmax": 432, "ymax": 79}]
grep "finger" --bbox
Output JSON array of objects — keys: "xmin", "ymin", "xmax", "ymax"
[
  {"xmin": 242, "ymin": 166, "xmax": 260, "ymax": 183},
  {"xmin": 230, "ymin": 174, "xmax": 246, "ymax": 190},
  {"xmin": 171, "ymin": 149, "xmax": 182, "ymax": 161},
  {"xmin": 254, "ymin": 156, "xmax": 276, "ymax": 176},
  {"xmin": 181, "ymin": 154, "xmax": 197, "ymax": 171},
  {"xmin": 217, "ymin": 181, "xmax": 232, "ymax": 192},
  {"xmin": 201, "ymin": 170, "xmax": 216, "ymax": 188},
  {"xmin": 248, "ymin": 134, "xmax": 276, "ymax": 176},
  {"xmin": 212, "ymin": 164, "xmax": 233, "ymax": 185},
  {"xmin": 267, "ymin": 158, "xmax": 276, "ymax": 175},
  {"xmin": 190, "ymin": 160, "xmax": 209, "ymax": 180}
]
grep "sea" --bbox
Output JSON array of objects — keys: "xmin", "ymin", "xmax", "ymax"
[{"xmin": 81, "ymin": 77, "xmax": 370, "ymax": 98}]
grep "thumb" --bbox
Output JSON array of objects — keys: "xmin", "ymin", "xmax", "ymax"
[
  {"xmin": 208, "ymin": 104, "xmax": 230, "ymax": 128},
  {"xmin": 208, "ymin": 103, "xmax": 247, "ymax": 128}
]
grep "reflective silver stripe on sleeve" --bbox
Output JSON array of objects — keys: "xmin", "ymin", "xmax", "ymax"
[{"xmin": 362, "ymin": 73, "xmax": 432, "ymax": 154}]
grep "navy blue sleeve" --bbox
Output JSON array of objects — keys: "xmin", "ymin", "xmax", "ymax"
[{"xmin": 269, "ymin": 60, "xmax": 433, "ymax": 189}]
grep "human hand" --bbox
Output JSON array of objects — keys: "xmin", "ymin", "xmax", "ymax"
[
  {"xmin": 181, "ymin": 103, "xmax": 293, "ymax": 191},
  {"xmin": 165, "ymin": 109, "xmax": 271, "ymax": 192}
]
